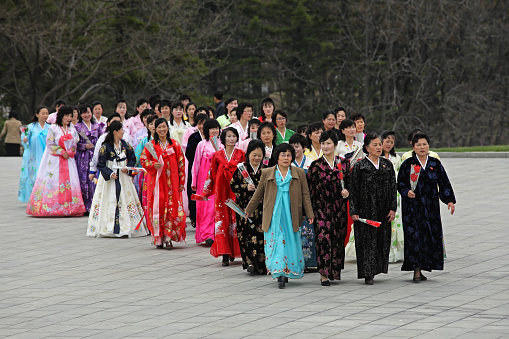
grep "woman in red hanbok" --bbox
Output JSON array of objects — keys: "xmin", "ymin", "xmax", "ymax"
[
  {"xmin": 203, "ymin": 127, "xmax": 245, "ymax": 266},
  {"xmin": 141, "ymin": 118, "xmax": 186, "ymax": 249}
]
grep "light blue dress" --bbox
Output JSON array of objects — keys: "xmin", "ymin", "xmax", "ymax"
[
  {"xmin": 18, "ymin": 122, "xmax": 49, "ymax": 202},
  {"xmin": 264, "ymin": 167, "xmax": 305, "ymax": 279}
]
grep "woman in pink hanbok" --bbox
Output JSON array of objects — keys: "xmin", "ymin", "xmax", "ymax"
[
  {"xmin": 26, "ymin": 106, "xmax": 86, "ymax": 217},
  {"xmin": 192, "ymin": 119, "xmax": 223, "ymax": 246}
]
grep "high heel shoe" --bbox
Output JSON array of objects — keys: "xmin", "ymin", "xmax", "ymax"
[
  {"xmin": 321, "ymin": 279, "xmax": 330, "ymax": 286},
  {"xmin": 222, "ymin": 255, "xmax": 230, "ymax": 267},
  {"xmin": 165, "ymin": 241, "xmax": 173, "ymax": 250},
  {"xmin": 365, "ymin": 276, "xmax": 374, "ymax": 285},
  {"xmin": 247, "ymin": 265, "xmax": 255, "ymax": 276}
]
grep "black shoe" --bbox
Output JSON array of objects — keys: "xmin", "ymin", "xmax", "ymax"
[
  {"xmin": 156, "ymin": 245, "xmax": 164, "ymax": 249},
  {"xmin": 284, "ymin": 277, "xmax": 288, "ymax": 283},
  {"xmin": 222, "ymin": 255, "xmax": 230, "ymax": 267},
  {"xmin": 205, "ymin": 238, "xmax": 213, "ymax": 246},
  {"xmin": 321, "ymin": 279, "xmax": 330, "ymax": 286},
  {"xmin": 165, "ymin": 241, "xmax": 173, "ymax": 250},
  {"xmin": 247, "ymin": 265, "xmax": 255, "ymax": 276},
  {"xmin": 191, "ymin": 219, "xmax": 196, "ymax": 228},
  {"xmin": 230, "ymin": 257, "xmax": 235, "ymax": 262},
  {"xmin": 84, "ymin": 212, "xmax": 90, "ymax": 216},
  {"xmin": 278, "ymin": 277, "xmax": 285, "ymax": 289},
  {"xmin": 420, "ymin": 274, "xmax": 427, "ymax": 281},
  {"xmin": 365, "ymin": 277, "xmax": 374, "ymax": 285}
]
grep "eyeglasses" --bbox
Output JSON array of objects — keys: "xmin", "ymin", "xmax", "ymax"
[
  {"xmin": 276, "ymin": 117, "xmax": 286, "ymax": 121},
  {"xmin": 279, "ymin": 153, "xmax": 292, "ymax": 158}
]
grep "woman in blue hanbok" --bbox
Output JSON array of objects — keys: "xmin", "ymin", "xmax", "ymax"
[
  {"xmin": 18, "ymin": 106, "xmax": 50, "ymax": 202},
  {"xmin": 246, "ymin": 143, "xmax": 314, "ymax": 289}
]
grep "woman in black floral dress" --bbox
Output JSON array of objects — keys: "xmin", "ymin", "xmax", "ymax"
[
  {"xmin": 349, "ymin": 133, "xmax": 397, "ymax": 285},
  {"xmin": 230, "ymin": 139, "xmax": 267, "ymax": 275},
  {"xmin": 307, "ymin": 130, "xmax": 350, "ymax": 286}
]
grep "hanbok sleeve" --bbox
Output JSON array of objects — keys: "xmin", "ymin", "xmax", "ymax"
[
  {"xmin": 397, "ymin": 160, "xmax": 412, "ymax": 198},
  {"xmin": 300, "ymin": 168, "xmax": 314, "ymax": 219},
  {"xmin": 141, "ymin": 144, "xmax": 157, "ymax": 176},
  {"xmin": 229, "ymin": 169, "xmax": 245, "ymax": 200},
  {"xmin": 98, "ymin": 144, "xmax": 114, "ymax": 181},
  {"xmin": 90, "ymin": 138, "xmax": 103, "ymax": 174},
  {"xmin": 349, "ymin": 162, "xmax": 361, "ymax": 216},
  {"xmin": 134, "ymin": 139, "xmax": 145, "ymax": 167},
  {"xmin": 21, "ymin": 123, "xmax": 33, "ymax": 149},
  {"xmin": 245, "ymin": 170, "xmax": 267, "ymax": 215},
  {"xmin": 192, "ymin": 141, "xmax": 204, "ymax": 187},
  {"xmin": 47, "ymin": 126, "xmax": 65, "ymax": 156},
  {"xmin": 387, "ymin": 161, "xmax": 397, "ymax": 211},
  {"xmin": 174, "ymin": 141, "xmax": 186, "ymax": 187},
  {"xmin": 76, "ymin": 125, "xmax": 87, "ymax": 151},
  {"xmin": 437, "ymin": 162, "xmax": 456, "ymax": 205},
  {"xmin": 306, "ymin": 162, "xmax": 320, "ymax": 212},
  {"xmin": 126, "ymin": 143, "xmax": 137, "ymax": 168},
  {"xmin": 202, "ymin": 153, "xmax": 218, "ymax": 197}
]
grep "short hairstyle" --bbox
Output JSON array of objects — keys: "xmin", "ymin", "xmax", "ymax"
[
  {"xmin": 104, "ymin": 121, "xmax": 123, "ymax": 145},
  {"xmin": 32, "ymin": 106, "xmax": 49, "ymax": 123},
  {"xmin": 214, "ymin": 90, "xmax": 223, "ymax": 101},
  {"xmin": 381, "ymin": 130, "xmax": 397, "ymax": 156},
  {"xmin": 56, "ymin": 106, "xmax": 74, "ymax": 126},
  {"xmin": 236, "ymin": 102, "xmax": 253, "ymax": 121},
  {"xmin": 271, "ymin": 109, "xmax": 287, "ymax": 123},
  {"xmin": 220, "ymin": 126, "xmax": 239, "ymax": 145},
  {"xmin": 196, "ymin": 106, "xmax": 210, "ymax": 116},
  {"xmin": 115, "ymin": 99, "xmax": 126, "ymax": 109},
  {"xmin": 257, "ymin": 122, "xmax": 278, "ymax": 147},
  {"xmin": 296, "ymin": 124, "xmax": 308, "ymax": 135},
  {"xmin": 54, "ymin": 99, "xmax": 66, "ymax": 107},
  {"xmin": 224, "ymin": 97, "xmax": 237, "ymax": 113},
  {"xmin": 134, "ymin": 98, "xmax": 148, "ymax": 116},
  {"xmin": 248, "ymin": 118, "xmax": 261, "ymax": 129},
  {"xmin": 407, "ymin": 128, "xmax": 422, "ymax": 142},
  {"xmin": 322, "ymin": 110, "xmax": 336, "ymax": 121},
  {"xmin": 203, "ymin": 119, "xmax": 221, "ymax": 140},
  {"xmin": 260, "ymin": 97, "xmax": 275, "ymax": 116},
  {"xmin": 140, "ymin": 108, "xmax": 155, "ymax": 121},
  {"xmin": 362, "ymin": 133, "xmax": 382, "ymax": 154},
  {"xmin": 319, "ymin": 129, "xmax": 339, "ymax": 146},
  {"xmin": 338, "ymin": 119, "xmax": 356, "ymax": 141},
  {"xmin": 289, "ymin": 133, "xmax": 307, "ymax": 149},
  {"xmin": 193, "ymin": 113, "xmax": 208, "ymax": 127},
  {"xmin": 185, "ymin": 102, "xmax": 197, "ymax": 114},
  {"xmin": 159, "ymin": 99, "xmax": 171, "ymax": 109},
  {"xmin": 91, "ymin": 101, "xmax": 104, "ymax": 111},
  {"xmin": 349, "ymin": 112, "xmax": 365, "ymax": 122},
  {"xmin": 78, "ymin": 103, "xmax": 93, "ymax": 123},
  {"xmin": 153, "ymin": 117, "xmax": 172, "ymax": 145},
  {"xmin": 179, "ymin": 93, "xmax": 191, "ymax": 102},
  {"xmin": 273, "ymin": 143, "xmax": 296, "ymax": 163},
  {"xmin": 305, "ymin": 121, "xmax": 324, "ymax": 148},
  {"xmin": 170, "ymin": 101, "xmax": 184, "ymax": 125},
  {"xmin": 8, "ymin": 110, "xmax": 19, "ymax": 120},
  {"xmin": 335, "ymin": 107, "xmax": 346, "ymax": 114},
  {"xmin": 107, "ymin": 112, "xmax": 121, "ymax": 124},
  {"xmin": 411, "ymin": 132, "xmax": 430, "ymax": 147},
  {"xmin": 245, "ymin": 139, "xmax": 266, "ymax": 163},
  {"xmin": 149, "ymin": 94, "xmax": 161, "ymax": 108},
  {"xmin": 146, "ymin": 114, "xmax": 158, "ymax": 140}
]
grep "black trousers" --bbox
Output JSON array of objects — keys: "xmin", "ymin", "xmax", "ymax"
[{"xmin": 5, "ymin": 143, "xmax": 20, "ymax": 156}]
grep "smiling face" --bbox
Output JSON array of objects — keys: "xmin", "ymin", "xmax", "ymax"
[
  {"xmin": 249, "ymin": 148, "xmax": 263, "ymax": 167},
  {"xmin": 208, "ymin": 127, "xmax": 220, "ymax": 138},
  {"xmin": 291, "ymin": 143, "xmax": 303, "ymax": 159},
  {"xmin": 366, "ymin": 137, "xmax": 382, "ymax": 156},
  {"xmin": 226, "ymin": 100, "xmax": 238, "ymax": 112},
  {"xmin": 62, "ymin": 113, "xmax": 73, "ymax": 127},
  {"xmin": 197, "ymin": 120, "xmax": 205, "ymax": 133},
  {"xmin": 81, "ymin": 107, "xmax": 93, "ymax": 123},
  {"xmin": 321, "ymin": 138, "xmax": 336, "ymax": 156},
  {"xmin": 413, "ymin": 138, "xmax": 429, "ymax": 157},
  {"xmin": 156, "ymin": 122, "xmax": 169, "ymax": 139}
]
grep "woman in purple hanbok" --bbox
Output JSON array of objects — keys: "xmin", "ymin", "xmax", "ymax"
[{"xmin": 75, "ymin": 103, "xmax": 103, "ymax": 213}]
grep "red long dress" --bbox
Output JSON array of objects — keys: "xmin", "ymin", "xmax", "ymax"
[
  {"xmin": 141, "ymin": 139, "xmax": 186, "ymax": 246},
  {"xmin": 203, "ymin": 148, "xmax": 245, "ymax": 258}
]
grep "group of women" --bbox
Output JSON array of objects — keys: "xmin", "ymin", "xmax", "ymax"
[{"xmin": 17, "ymin": 95, "xmax": 456, "ymax": 289}]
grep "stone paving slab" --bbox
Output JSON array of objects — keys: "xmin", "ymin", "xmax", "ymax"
[{"xmin": 0, "ymin": 157, "xmax": 508, "ymax": 338}]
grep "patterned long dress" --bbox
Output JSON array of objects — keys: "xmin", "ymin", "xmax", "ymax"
[
  {"xmin": 307, "ymin": 156, "xmax": 350, "ymax": 280},
  {"xmin": 26, "ymin": 124, "xmax": 86, "ymax": 217},
  {"xmin": 398, "ymin": 155, "xmax": 456, "ymax": 272},
  {"xmin": 230, "ymin": 163, "xmax": 267, "ymax": 274},
  {"xmin": 141, "ymin": 139, "xmax": 186, "ymax": 246},
  {"xmin": 203, "ymin": 148, "xmax": 245, "ymax": 258},
  {"xmin": 385, "ymin": 154, "xmax": 405, "ymax": 262},
  {"xmin": 349, "ymin": 157, "xmax": 397, "ymax": 279},
  {"xmin": 192, "ymin": 139, "xmax": 223, "ymax": 243},
  {"xmin": 18, "ymin": 122, "xmax": 49, "ymax": 202},
  {"xmin": 75, "ymin": 121, "xmax": 102, "ymax": 212}
]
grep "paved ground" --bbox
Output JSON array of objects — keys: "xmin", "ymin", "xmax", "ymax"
[{"xmin": 0, "ymin": 157, "xmax": 508, "ymax": 339}]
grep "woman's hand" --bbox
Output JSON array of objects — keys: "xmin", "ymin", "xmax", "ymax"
[
  {"xmin": 351, "ymin": 214, "xmax": 359, "ymax": 221},
  {"xmin": 308, "ymin": 218, "xmax": 314, "ymax": 224},
  {"xmin": 62, "ymin": 151, "xmax": 69, "ymax": 159},
  {"xmin": 154, "ymin": 162, "xmax": 162, "ymax": 169},
  {"xmin": 387, "ymin": 210, "xmax": 396, "ymax": 222},
  {"xmin": 23, "ymin": 137, "xmax": 28, "ymax": 143},
  {"xmin": 86, "ymin": 144, "xmax": 95, "ymax": 150},
  {"xmin": 179, "ymin": 184, "xmax": 184, "ymax": 192},
  {"xmin": 121, "ymin": 168, "xmax": 128, "ymax": 174},
  {"xmin": 247, "ymin": 184, "xmax": 256, "ymax": 191},
  {"xmin": 245, "ymin": 212, "xmax": 252, "ymax": 219},
  {"xmin": 341, "ymin": 189, "xmax": 349, "ymax": 198},
  {"xmin": 89, "ymin": 174, "xmax": 95, "ymax": 181},
  {"xmin": 191, "ymin": 185, "xmax": 196, "ymax": 191},
  {"xmin": 111, "ymin": 173, "xmax": 118, "ymax": 180},
  {"xmin": 448, "ymin": 202, "xmax": 455, "ymax": 215},
  {"xmin": 407, "ymin": 190, "xmax": 415, "ymax": 198}
]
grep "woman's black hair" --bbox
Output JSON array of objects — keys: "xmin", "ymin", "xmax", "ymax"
[
  {"xmin": 223, "ymin": 97, "xmax": 237, "ymax": 116},
  {"xmin": 132, "ymin": 98, "xmax": 148, "ymax": 117},
  {"xmin": 322, "ymin": 110, "xmax": 336, "ymax": 121},
  {"xmin": 179, "ymin": 93, "xmax": 191, "ymax": 102},
  {"xmin": 107, "ymin": 112, "xmax": 121, "ymax": 124},
  {"xmin": 170, "ymin": 101, "xmax": 186, "ymax": 126},
  {"xmin": 149, "ymin": 94, "xmax": 161, "ymax": 108},
  {"xmin": 407, "ymin": 128, "xmax": 422, "ymax": 142},
  {"xmin": 305, "ymin": 121, "xmax": 324, "ymax": 148},
  {"xmin": 349, "ymin": 112, "xmax": 365, "ymax": 123},
  {"xmin": 153, "ymin": 117, "xmax": 172, "ymax": 145},
  {"xmin": 140, "ymin": 108, "xmax": 155, "ymax": 121},
  {"xmin": 289, "ymin": 133, "xmax": 307, "ymax": 149},
  {"xmin": 92, "ymin": 101, "xmax": 104, "ymax": 111},
  {"xmin": 78, "ymin": 103, "xmax": 94, "ymax": 123},
  {"xmin": 411, "ymin": 133, "xmax": 430, "ymax": 147},
  {"xmin": 146, "ymin": 114, "xmax": 158, "ymax": 141},
  {"xmin": 236, "ymin": 102, "xmax": 253, "ymax": 121},
  {"xmin": 319, "ymin": 129, "xmax": 339, "ymax": 146},
  {"xmin": 248, "ymin": 118, "xmax": 261, "ymax": 129},
  {"xmin": 245, "ymin": 139, "xmax": 266, "ymax": 164},
  {"xmin": 203, "ymin": 119, "xmax": 221, "ymax": 140},
  {"xmin": 271, "ymin": 109, "xmax": 288, "ymax": 124},
  {"xmin": 337, "ymin": 119, "xmax": 356, "ymax": 141},
  {"xmin": 257, "ymin": 122, "xmax": 277, "ymax": 147},
  {"xmin": 220, "ymin": 126, "xmax": 239, "ymax": 146},
  {"xmin": 260, "ymin": 97, "xmax": 275, "ymax": 117},
  {"xmin": 55, "ymin": 106, "xmax": 74, "ymax": 126},
  {"xmin": 115, "ymin": 99, "xmax": 126, "ymax": 110},
  {"xmin": 104, "ymin": 121, "xmax": 123, "ymax": 146},
  {"xmin": 54, "ymin": 99, "xmax": 66, "ymax": 107},
  {"xmin": 8, "ymin": 110, "xmax": 18, "ymax": 120},
  {"xmin": 296, "ymin": 124, "xmax": 308, "ymax": 135},
  {"xmin": 362, "ymin": 133, "xmax": 382, "ymax": 154},
  {"xmin": 186, "ymin": 102, "xmax": 197, "ymax": 115},
  {"xmin": 273, "ymin": 143, "xmax": 296, "ymax": 163},
  {"xmin": 159, "ymin": 99, "xmax": 171, "ymax": 110},
  {"xmin": 32, "ymin": 106, "xmax": 49, "ymax": 123},
  {"xmin": 196, "ymin": 106, "xmax": 210, "ymax": 117},
  {"xmin": 335, "ymin": 107, "xmax": 346, "ymax": 115},
  {"xmin": 193, "ymin": 113, "xmax": 208, "ymax": 127},
  {"xmin": 381, "ymin": 130, "xmax": 397, "ymax": 156}
]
